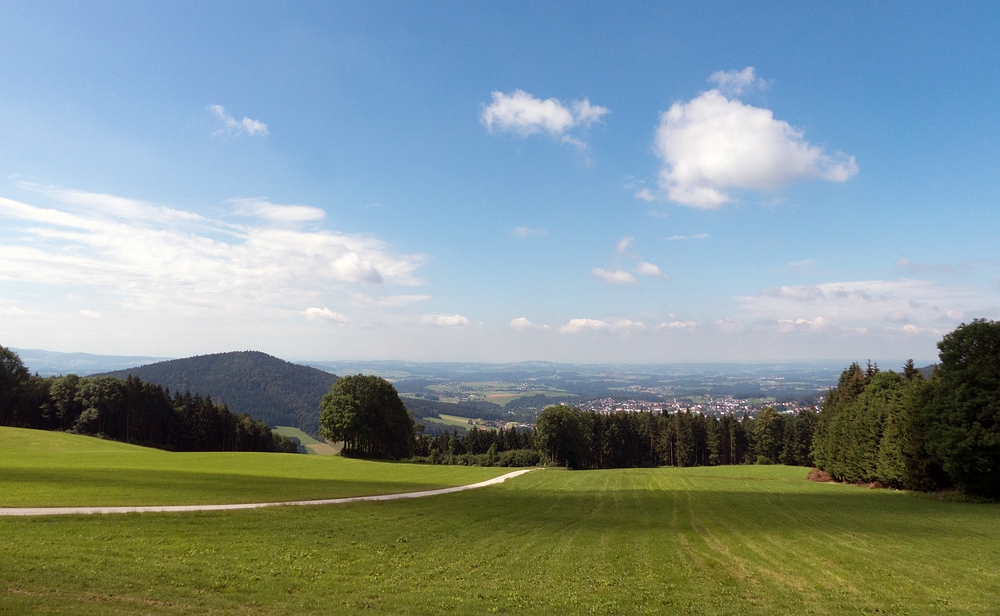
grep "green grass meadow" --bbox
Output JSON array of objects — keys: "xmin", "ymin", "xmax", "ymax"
[
  {"xmin": 3, "ymin": 428, "xmax": 1000, "ymax": 615},
  {"xmin": 0, "ymin": 427, "xmax": 506, "ymax": 507}
]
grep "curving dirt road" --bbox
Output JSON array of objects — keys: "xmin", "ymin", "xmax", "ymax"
[{"xmin": 0, "ymin": 469, "xmax": 534, "ymax": 517}]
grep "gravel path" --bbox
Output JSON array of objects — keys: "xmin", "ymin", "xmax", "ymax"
[{"xmin": 0, "ymin": 469, "xmax": 534, "ymax": 517}]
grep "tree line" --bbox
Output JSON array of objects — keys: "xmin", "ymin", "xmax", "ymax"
[
  {"xmin": 401, "ymin": 405, "xmax": 817, "ymax": 470},
  {"xmin": 531, "ymin": 404, "xmax": 817, "ymax": 469},
  {"xmin": 0, "ymin": 346, "xmax": 298, "ymax": 453},
  {"xmin": 411, "ymin": 424, "xmax": 541, "ymax": 467},
  {"xmin": 812, "ymin": 319, "xmax": 1000, "ymax": 498}
]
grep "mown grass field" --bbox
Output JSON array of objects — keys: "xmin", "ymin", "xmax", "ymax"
[
  {"xmin": 484, "ymin": 390, "xmax": 572, "ymax": 406},
  {"xmin": 437, "ymin": 414, "xmax": 497, "ymax": 430},
  {"xmin": 3, "ymin": 428, "xmax": 1000, "ymax": 615},
  {"xmin": 417, "ymin": 413, "xmax": 499, "ymax": 432},
  {"xmin": 0, "ymin": 427, "xmax": 507, "ymax": 507}
]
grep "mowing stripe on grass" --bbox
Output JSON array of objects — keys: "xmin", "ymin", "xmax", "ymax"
[{"xmin": 0, "ymin": 469, "xmax": 534, "ymax": 516}]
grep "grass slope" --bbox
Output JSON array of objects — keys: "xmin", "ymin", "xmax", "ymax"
[
  {"xmin": 272, "ymin": 425, "xmax": 322, "ymax": 446},
  {"xmin": 3, "ymin": 429, "xmax": 999, "ymax": 614},
  {"xmin": 0, "ymin": 428, "xmax": 507, "ymax": 507},
  {"xmin": 273, "ymin": 426, "xmax": 341, "ymax": 455}
]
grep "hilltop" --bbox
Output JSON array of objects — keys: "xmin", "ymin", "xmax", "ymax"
[{"xmin": 98, "ymin": 351, "xmax": 337, "ymax": 434}]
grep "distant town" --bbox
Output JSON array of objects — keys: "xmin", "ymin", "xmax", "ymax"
[{"xmin": 577, "ymin": 395, "xmax": 822, "ymax": 417}]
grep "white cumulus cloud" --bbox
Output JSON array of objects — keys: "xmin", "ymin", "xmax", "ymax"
[
  {"xmin": 304, "ymin": 307, "xmax": 349, "ymax": 323},
  {"xmin": 776, "ymin": 316, "xmax": 830, "ymax": 333},
  {"xmin": 635, "ymin": 262, "xmax": 668, "ymax": 279},
  {"xmin": 207, "ymin": 104, "xmax": 269, "ymax": 137},
  {"xmin": 592, "ymin": 268, "xmax": 637, "ymax": 285},
  {"xmin": 654, "ymin": 69, "xmax": 858, "ymax": 208},
  {"xmin": 481, "ymin": 90, "xmax": 608, "ymax": 150},
  {"xmin": 510, "ymin": 317, "xmax": 551, "ymax": 332},
  {"xmin": 422, "ymin": 314, "xmax": 469, "ymax": 327}
]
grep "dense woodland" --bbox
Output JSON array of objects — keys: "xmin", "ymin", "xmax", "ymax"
[
  {"xmin": 528, "ymin": 404, "xmax": 816, "ymax": 469},
  {"xmin": 404, "ymin": 401, "xmax": 817, "ymax": 470},
  {"xmin": 0, "ymin": 346, "xmax": 298, "ymax": 453},
  {"xmin": 812, "ymin": 319, "xmax": 1000, "ymax": 498},
  {"xmin": 411, "ymin": 425, "xmax": 542, "ymax": 467},
  {"xmin": 99, "ymin": 351, "xmax": 338, "ymax": 434}
]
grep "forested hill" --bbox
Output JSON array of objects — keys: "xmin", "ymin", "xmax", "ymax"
[{"xmin": 98, "ymin": 351, "xmax": 337, "ymax": 434}]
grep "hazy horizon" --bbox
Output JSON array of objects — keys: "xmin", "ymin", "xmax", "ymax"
[{"xmin": 12, "ymin": 346, "xmax": 937, "ymax": 380}]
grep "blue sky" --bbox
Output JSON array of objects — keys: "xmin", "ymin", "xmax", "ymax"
[{"xmin": 1, "ymin": 1, "xmax": 998, "ymax": 363}]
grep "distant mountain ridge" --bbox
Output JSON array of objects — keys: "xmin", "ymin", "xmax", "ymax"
[
  {"xmin": 97, "ymin": 351, "xmax": 337, "ymax": 434},
  {"xmin": 14, "ymin": 348, "xmax": 169, "ymax": 377}
]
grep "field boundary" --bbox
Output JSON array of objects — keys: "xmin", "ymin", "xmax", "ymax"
[{"xmin": 0, "ymin": 469, "xmax": 534, "ymax": 517}]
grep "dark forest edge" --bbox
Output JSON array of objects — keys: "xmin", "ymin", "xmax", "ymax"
[
  {"xmin": 812, "ymin": 319, "xmax": 1000, "ymax": 499},
  {"xmin": 0, "ymin": 347, "xmax": 299, "ymax": 453}
]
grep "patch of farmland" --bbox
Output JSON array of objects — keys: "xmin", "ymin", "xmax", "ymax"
[{"xmin": 437, "ymin": 414, "xmax": 497, "ymax": 430}]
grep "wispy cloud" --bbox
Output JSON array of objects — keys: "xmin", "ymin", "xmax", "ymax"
[
  {"xmin": 230, "ymin": 197, "xmax": 326, "ymax": 222},
  {"xmin": 666, "ymin": 233, "xmax": 709, "ymax": 241},
  {"xmin": 559, "ymin": 318, "xmax": 646, "ymax": 334},
  {"xmin": 654, "ymin": 68, "xmax": 857, "ymax": 208},
  {"xmin": 350, "ymin": 293, "xmax": 432, "ymax": 308},
  {"xmin": 657, "ymin": 320, "xmax": 696, "ymax": 329},
  {"xmin": 19, "ymin": 182, "xmax": 210, "ymax": 226},
  {"xmin": 207, "ymin": 104, "xmax": 269, "ymax": 137},
  {"xmin": 897, "ymin": 257, "xmax": 953, "ymax": 273},
  {"xmin": 634, "ymin": 188, "xmax": 655, "ymax": 202},
  {"xmin": 707, "ymin": 66, "xmax": 769, "ymax": 96},
  {"xmin": 787, "ymin": 259, "xmax": 816, "ymax": 272},
  {"xmin": 734, "ymin": 278, "xmax": 992, "ymax": 336},
  {"xmin": 0, "ymin": 189, "xmax": 424, "ymax": 320},
  {"xmin": 512, "ymin": 226, "xmax": 548, "ymax": 238}
]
